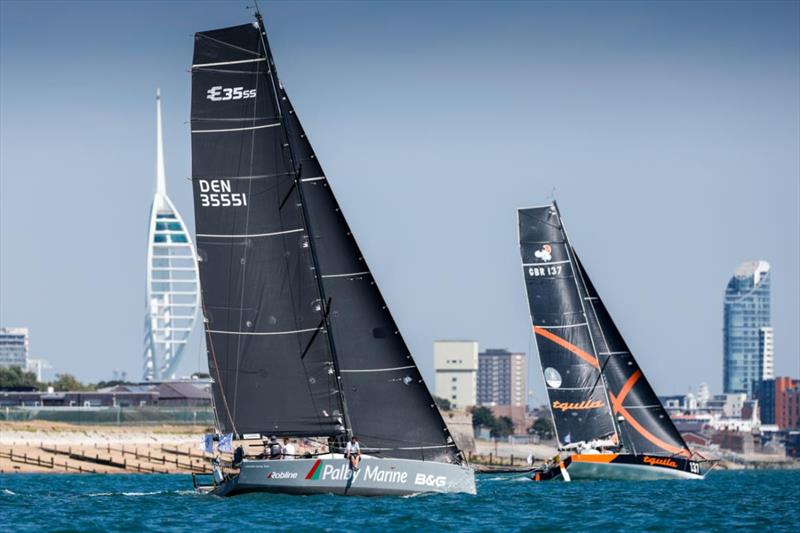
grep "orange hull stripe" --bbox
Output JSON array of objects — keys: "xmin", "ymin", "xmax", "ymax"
[
  {"xmin": 609, "ymin": 392, "xmax": 690, "ymax": 457},
  {"xmin": 570, "ymin": 453, "xmax": 618, "ymax": 464},
  {"xmin": 533, "ymin": 326, "xmax": 600, "ymax": 369}
]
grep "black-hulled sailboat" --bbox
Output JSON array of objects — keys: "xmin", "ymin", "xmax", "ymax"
[
  {"xmin": 190, "ymin": 12, "xmax": 474, "ymax": 496},
  {"xmin": 518, "ymin": 203, "xmax": 714, "ymax": 481}
]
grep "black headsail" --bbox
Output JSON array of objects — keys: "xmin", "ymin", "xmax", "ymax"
[
  {"xmin": 518, "ymin": 204, "xmax": 618, "ymax": 448},
  {"xmin": 573, "ymin": 254, "xmax": 691, "ymax": 457},
  {"xmin": 191, "ymin": 22, "xmax": 344, "ymax": 437},
  {"xmin": 192, "ymin": 16, "xmax": 459, "ymax": 462}
]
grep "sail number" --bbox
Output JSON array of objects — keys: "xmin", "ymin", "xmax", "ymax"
[
  {"xmin": 198, "ymin": 179, "xmax": 247, "ymax": 208},
  {"xmin": 528, "ymin": 265, "xmax": 562, "ymax": 277},
  {"xmin": 206, "ymin": 86, "xmax": 257, "ymax": 102}
]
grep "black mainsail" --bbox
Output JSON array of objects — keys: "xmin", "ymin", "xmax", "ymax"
[
  {"xmin": 191, "ymin": 18, "xmax": 458, "ymax": 461},
  {"xmin": 518, "ymin": 203, "xmax": 691, "ymax": 457}
]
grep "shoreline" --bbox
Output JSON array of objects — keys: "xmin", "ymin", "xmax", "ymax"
[{"xmin": 1, "ymin": 422, "xmax": 797, "ymax": 474}]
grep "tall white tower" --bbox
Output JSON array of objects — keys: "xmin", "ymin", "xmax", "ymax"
[{"xmin": 143, "ymin": 90, "xmax": 200, "ymax": 380}]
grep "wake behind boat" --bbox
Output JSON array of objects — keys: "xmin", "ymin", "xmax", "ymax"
[
  {"xmin": 517, "ymin": 203, "xmax": 715, "ymax": 482},
  {"xmin": 189, "ymin": 11, "xmax": 474, "ymax": 497}
]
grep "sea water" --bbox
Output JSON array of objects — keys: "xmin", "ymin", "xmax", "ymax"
[{"xmin": 1, "ymin": 470, "xmax": 798, "ymax": 531}]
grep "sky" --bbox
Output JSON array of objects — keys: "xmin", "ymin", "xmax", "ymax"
[{"xmin": 0, "ymin": 0, "xmax": 798, "ymax": 401}]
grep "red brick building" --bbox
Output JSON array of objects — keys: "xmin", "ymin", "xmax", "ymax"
[{"xmin": 775, "ymin": 377, "xmax": 800, "ymax": 430}]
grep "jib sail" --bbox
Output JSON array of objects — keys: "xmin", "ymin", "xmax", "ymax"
[
  {"xmin": 518, "ymin": 204, "xmax": 618, "ymax": 448},
  {"xmin": 573, "ymin": 253, "xmax": 691, "ymax": 457}
]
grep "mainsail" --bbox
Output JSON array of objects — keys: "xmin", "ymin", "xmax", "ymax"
[
  {"xmin": 518, "ymin": 203, "xmax": 691, "ymax": 457},
  {"xmin": 518, "ymin": 204, "xmax": 617, "ymax": 447},
  {"xmin": 191, "ymin": 18, "xmax": 458, "ymax": 461}
]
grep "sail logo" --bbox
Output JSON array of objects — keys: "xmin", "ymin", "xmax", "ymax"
[
  {"xmin": 198, "ymin": 179, "xmax": 248, "ymax": 207},
  {"xmin": 206, "ymin": 86, "xmax": 257, "ymax": 102},
  {"xmin": 552, "ymin": 400, "xmax": 605, "ymax": 412},
  {"xmin": 534, "ymin": 244, "xmax": 553, "ymax": 262},
  {"xmin": 643, "ymin": 456, "xmax": 678, "ymax": 469}
]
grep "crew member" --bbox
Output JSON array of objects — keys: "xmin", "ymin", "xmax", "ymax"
[
  {"xmin": 268, "ymin": 436, "xmax": 282, "ymax": 459},
  {"xmin": 282, "ymin": 438, "xmax": 296, "ymax": 460},
  {"xmin": 345, "ymin": 436, "xmax": 361, "ymax": 471}
]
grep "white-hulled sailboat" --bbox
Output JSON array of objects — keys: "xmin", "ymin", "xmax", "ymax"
[
  {"xmin": 518, "ymin": 202, "xmax": 715, "ymax": 481},
  {"xmin": 189, "ymin": 10, "xmax": 474, "ymax": 497}
]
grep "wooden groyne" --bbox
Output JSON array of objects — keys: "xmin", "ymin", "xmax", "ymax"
[{"xmin": 0, "ymin": 442, "xmax": 214, "ymax": 474}]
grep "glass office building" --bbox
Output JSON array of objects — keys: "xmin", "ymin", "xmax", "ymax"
[{"xmin": 723, "ymin": 261, "xmax": 771, "ymax": 396}]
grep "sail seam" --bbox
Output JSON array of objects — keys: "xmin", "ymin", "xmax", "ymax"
[
  {"xmin": 197, "ymin": 228, "xmax": 303, "ymax": 238},
  {"xmin": 192, "ymin": 123, "xmax": 280, "ymax": 133},
  {"xmin": 339, "ymin": 365, "xmax": 415, "ymax": 373},
  {"xmin": 536, "ymin": 323, "xmax": 588, "ymax": 329},
  {"xmin": 320, "ymin": 271, "xmax": 370, "ymax": 279},
  {"xmin": 192, "ymin": 57, "xmax": 267, "ymax": 68},
  {"xmin": 300, "ymin": 176, "xmax": 325, "ymax": 182},
  {"xmin": 207, "ymin": 327, "xmax": 320, "ymax": 336},
  {"xmin": 522, "ymin": 260, "xmax": 570, "ymax": 267}
]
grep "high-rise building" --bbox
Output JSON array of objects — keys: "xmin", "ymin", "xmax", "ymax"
[
  {"xmin": 433, "ymin": 341, "xmax": 478, "ymax": 409},
  {"xmin": 0, "ymin": 327, "xmax": 29, "ymax": 369},
  {"xmin": 723, "ymin": 260, "xmax": 771, "ymax": 396},
  {"xmin": 143, "ymin": 90, "xmax": 200, "ymax": 380},
  {"xmin": 759, "ymin": 327, "xmax": 774, "ymax": 380},
  {"xmin": 477, "ymin": 348, "xmax": 527, "ymax": 407}
]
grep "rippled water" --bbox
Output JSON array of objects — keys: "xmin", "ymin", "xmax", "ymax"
[{"xmin": 1, "ymin": 470, "xmax": 798, "ymax": 531}]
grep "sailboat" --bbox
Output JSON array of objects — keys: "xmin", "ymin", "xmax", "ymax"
[
  {"xmin": 518, "ymin": 202, "xmax": 714, "ymax": 481},
  {"xmin": 189, "ymin": 12, "xmax": 475, "ymax": 496}
]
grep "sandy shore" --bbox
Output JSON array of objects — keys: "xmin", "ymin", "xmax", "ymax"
[{"xmin": 0, "ymin": 421, "xmax": 211, "ymax": 474}]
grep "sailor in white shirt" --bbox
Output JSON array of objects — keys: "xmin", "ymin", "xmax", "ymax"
[
  {"xmin": 345, "ymin": 436, "xmax": 361, "ymax": 471},
  {"xmin": 282, "ymin": 438, "xmax": 296, "ymax": 460}
]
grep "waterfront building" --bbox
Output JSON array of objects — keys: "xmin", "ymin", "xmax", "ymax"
[
  {"xmin": 0, "ymin": 328, "xmax": 29, "ymax": 369},
  {"xmin": 756, "ymin": 377, "xmax": 800, "ymax": 430},
  {"xmin": 433, "ymin": 341, "xmax": 478, "ymax": 409},
  {"xmin": 143, "ymin": 90, "xmax": 200, "ymax": 381},
  {"xmin": 476, "ymin": 348, "xmax": 527, "ymax": 407},
  {"xmin": 723, "ymin": 260, "xmax": 771, "ymax": 396}
]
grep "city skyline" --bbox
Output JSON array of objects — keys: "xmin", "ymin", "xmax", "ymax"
[{"xmin": 1, "ymin": 1, "xmax": 798, "ymax": 394}]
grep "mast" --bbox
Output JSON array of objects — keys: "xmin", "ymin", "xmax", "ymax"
[
  {"xmin": 254, "ymin": 11, "xmax": 351, "ymax": 437},
  {"xmin": 552, "ymin": 201, "xmax": 620, "ymax": 445}
]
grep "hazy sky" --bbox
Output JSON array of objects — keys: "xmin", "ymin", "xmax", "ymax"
[{"xmin": 1, "ymin": 1, "xmax": 798, "ymax": 401}]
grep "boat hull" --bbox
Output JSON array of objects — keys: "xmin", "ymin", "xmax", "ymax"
[
  {"xmin": 532, "ymin": 453, "xmax": 711, "ymax": 482},
  {"xmin": 206, "ymin": 457, "xmax": 476, "ymax": 496}
]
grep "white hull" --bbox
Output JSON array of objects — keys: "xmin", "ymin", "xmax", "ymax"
[{"xmin": 201, "ymin": 456, "xmax": 476, "ymax": 496}]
